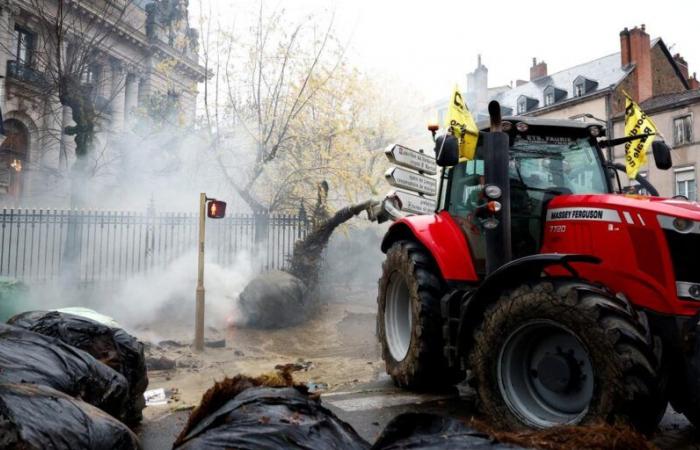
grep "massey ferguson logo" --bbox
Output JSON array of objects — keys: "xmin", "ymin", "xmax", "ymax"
[{"xmin": 547, "ymin": 207, "xmax": 621, "ymax": 223}]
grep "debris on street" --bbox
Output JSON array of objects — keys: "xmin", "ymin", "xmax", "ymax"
[
  {"xmin": 172, "ymin": 372, "xmax": 369, "ymax": 450},
  {"xmin": 0, "ymin": 383, "xmax": 140, "ymax": 450},
  {"xmin": 7, "ymin": 309, "xmax": 148, "ymax": 424},
  {"xmin": 372, "ymin": 413, "xmax": 522, "ymax": 449},
  {"xmin": 0, "ymin": 323, "xmax": 131, "ymax": 421}
]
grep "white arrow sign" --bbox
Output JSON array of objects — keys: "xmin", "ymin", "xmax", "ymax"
[
  {"xmin": 390, "ymin": 190, "xmax": 436, "ymax": 215},
  {"xmin": 385, "ymin": 167, "xmax": 437, "ymax": 196},
  {"xmin": 384, "ymin": 144, "xmax": 437, "ymax": 175}
]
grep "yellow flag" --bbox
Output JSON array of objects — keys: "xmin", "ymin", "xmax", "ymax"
[
  {"xmin": 445, "ymin": 86, "xmax": 479, "ymax": 160},
  {"xmin": 624, "ymin": 91, "xmax": 657, "ymax": 178}
]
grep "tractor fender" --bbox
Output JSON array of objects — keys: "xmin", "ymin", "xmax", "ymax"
[
  {"xmin": 455, "ymin": 253, "xmax": 601, "ymax": 359},
  {"xmin": 380, "ymin": 212, "xmax": 478, "ymax": 282}
]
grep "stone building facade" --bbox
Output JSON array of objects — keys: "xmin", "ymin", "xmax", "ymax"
[
  {"xmin": 433, "ymin": 25, "xmax": 700, "ymax": 199},
  {"xmin": 0, "ymin": 0, "xmax": 207, "ymax": 206}
]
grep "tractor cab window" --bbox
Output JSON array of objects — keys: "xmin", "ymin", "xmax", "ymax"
[
  {"xmin": 509, "ymin": 135, "xmax": 608, "ymax": 257},
  {"xmin": 446, "ymin": 158, "xmax": 487, "ymax": 274}
]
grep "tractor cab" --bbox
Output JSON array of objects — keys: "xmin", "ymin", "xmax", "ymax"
[{"xmin": 439, "ymin": 117, "xmax": 611, "ymax": 274}]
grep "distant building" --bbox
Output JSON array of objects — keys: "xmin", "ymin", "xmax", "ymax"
[
  {"xmin": 0, "ymin": 0, "xmax": 207, "ymax": 205},
  {"xmin": 432, "ymin": 25, "xmax": 700, "ymax": 199}
]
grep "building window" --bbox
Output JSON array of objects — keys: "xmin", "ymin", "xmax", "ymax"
[
  {"xmin": 574, "ymin": 83, "xmax": 584, "ymax": 97},
  {"xmin": 544, "ymin": 92, "xmax": 554, "ymax": 106},
  {"xmin": 674, "ymin": 115, "xmax": 693, "ymax": 146},
  {"xmin": 81, "ymin": 64, "xmax": 99, "ymax": 86},
  {"xmin": 675, "ymin": 167, "xmax": 696, "ymax": 201},
  {"xmin": 517, "ymin": 98, "xmax": 527, "ymax": 114},
  {"xmin": 14, "ymin": 26, "xmax": 34, "ymax": 67}
]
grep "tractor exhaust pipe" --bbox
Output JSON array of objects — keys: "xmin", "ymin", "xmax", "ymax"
[{"xmin": 484, "ymin": 101, "xmax": 512, "ymax": 273}]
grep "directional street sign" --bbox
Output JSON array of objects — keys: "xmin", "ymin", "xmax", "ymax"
[
  {"xmin": 384, "ymin": 144, "xmax": 437, "ymax": 175},
  {"xmin": 385, "ymin": 166, "xmax": 437, "ymax": 196},
  {"xmin": 390, "ymin": 190, "xmax": 436, "ymax": 215}
]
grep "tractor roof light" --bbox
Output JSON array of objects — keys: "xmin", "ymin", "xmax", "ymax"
[
  {"xmin": 589, "ymin": 125, "xmax": 601, "ymax": 137},
  {"xmin": 484, "ymin": 185, "xmax": 502, "ymax": 200},
  {"xmin": 501, "ymin": 121, "xmax": 513, "ymax": 132},
  {"xmin": 515, "ymin": 122, "xmax": 529, "ymax": 133}
]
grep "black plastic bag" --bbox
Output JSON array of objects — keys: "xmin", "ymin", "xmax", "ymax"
[
  {"xmin": 174, "ymin": 376, "xmax": 369, "ymax": 449},
  {"xmin": 0, "ymin": 323, "xmax": 129, "ymax": 421},
  {"xmin": 0, "ymin": 383, "xmax": 140, "ymax": 450},
  {"xmin": 8, "ymin": 310, "xmax": 148, "ymax": 424},
  {"xmin": 371, "ymin": 413, "xmax": 523, "ymax": 450}
]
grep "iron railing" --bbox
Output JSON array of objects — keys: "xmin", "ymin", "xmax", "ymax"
[{"xmin": 0, "ymin": 208, "xmax": 310, "ymax": 283}]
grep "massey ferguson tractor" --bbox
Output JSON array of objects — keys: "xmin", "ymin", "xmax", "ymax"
[{"xmin": 375, "ymin": 100, "xmax": 700, "ymax": 432}]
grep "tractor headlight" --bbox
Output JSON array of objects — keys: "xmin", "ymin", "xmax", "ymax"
[
  {"xmin": 589, "ymin": 125, "xmax": 601, "ymax": 137},
  {"xmin": 484, "ymin": 185, "xmax": 502, "ymax": 200},
  {"xmin": 673, "ymin": 217, "xmax": 694, "ymax": 233}
]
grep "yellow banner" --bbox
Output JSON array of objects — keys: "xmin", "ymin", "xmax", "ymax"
[
  {"xmin": 445, "ymin": 86, "xmax": 479, "ymax": 160},
  {"xmin": 624, "ymin": 92, "xmax": 657, "ymax": 178}
]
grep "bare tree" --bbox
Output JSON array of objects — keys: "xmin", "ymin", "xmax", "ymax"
[{"xmin": 0, "ymin": 0, "xmax": 137, "ymax": 204}]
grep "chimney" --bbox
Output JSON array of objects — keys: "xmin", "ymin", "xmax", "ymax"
[
  {"xmin": 516, "ymin": 79, "xmax": 527, "ymax": 87},
  {"xmin": 530, "ymin": 58, "xmax": 547, "ymax": 80},
  {"xmin": 627, "ymin": 24, "xmax": 652, "ymax": 102},
  {"xmin": 690, "ymin": 72, "xmax": 700, "ymax": 90},
  {"xmin": 620, "ymin": 27, "xmax": 631, "ymax": 67},
  {"xmin": 673, "ymin": 53, "xmax": 689, "ymax": 80}
]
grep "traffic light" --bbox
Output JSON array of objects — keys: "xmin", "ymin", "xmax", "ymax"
[{"xmin": 207, "ymin": 199, "xmax": 226, "ymax": 218}]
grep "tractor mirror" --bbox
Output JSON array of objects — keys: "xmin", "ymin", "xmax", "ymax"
[
  {"xmin": 435, "ymin": 134, "xmax": 459, "ymax": 167},
  {"xmin": 652, "ymin": 141, "xmax": 672, "ymax": 170},
  {"xmin": 207, "ymin": 200, "xmax": 227, "ymax": 218}
]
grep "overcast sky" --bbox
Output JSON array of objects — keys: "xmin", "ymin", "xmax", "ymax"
[{"xmin": 197, "ymin": 0, "xmax": 699, "ymax": 101}]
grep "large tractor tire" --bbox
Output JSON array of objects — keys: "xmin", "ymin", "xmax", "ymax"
[
  {"xmin": 469, "ymin": 281, "xmax": 666, "ymax": 433},
  {"xmin": 377, "ymin": 240, "xmax": 464, "ymax": 389}
]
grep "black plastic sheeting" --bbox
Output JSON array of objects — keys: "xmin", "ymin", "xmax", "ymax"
[
  {"xmin": 8, "ymin": 310, "xmax": 148, "ymax": 424},
  {"xmin": 371, "ymin": 413, "xmax": 524, "ymax": 449},
  {"xmin": 174, "ymin": 386, "xmax": 370, "ymax": 450},
  {"xmin": 0, "ymin": 383, "xmax": 140, "ymax": 450},
  {"xmin": 0, "ymin": 323, "xmax": 130, "ymax": 421}
]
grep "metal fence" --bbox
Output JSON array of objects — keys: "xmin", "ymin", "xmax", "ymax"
[{"xmin": 0, "ymin": 208, "xmax": 310, "ymax": 283}]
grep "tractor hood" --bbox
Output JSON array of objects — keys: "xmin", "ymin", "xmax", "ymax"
[{"xmin": 548, "ymin": 194, "xmax": 700, "ymax": 220}]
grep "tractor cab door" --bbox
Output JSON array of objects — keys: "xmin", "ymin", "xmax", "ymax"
[{"xmin": 445, "ymin": 158, "xmax": 488, "ymax": 275}]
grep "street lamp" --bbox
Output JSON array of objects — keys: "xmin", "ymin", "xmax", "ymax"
[{"xmin": 194, "ymin": 193, "xmax": 227, "ymax": 352}]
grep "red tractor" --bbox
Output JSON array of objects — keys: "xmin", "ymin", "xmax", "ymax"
[{"xmin": 376, "ymin": 101, "xmax": 699, "ymax": 432}]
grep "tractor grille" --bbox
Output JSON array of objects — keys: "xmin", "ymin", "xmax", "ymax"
[{"xmin": 663, "ymin": 230, "xmax": 700, "ymax": 284}]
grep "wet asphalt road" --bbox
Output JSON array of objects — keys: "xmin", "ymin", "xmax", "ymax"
[{"xmin": 138, "ymin": 374, "xmax": 700, "ymax": 449}]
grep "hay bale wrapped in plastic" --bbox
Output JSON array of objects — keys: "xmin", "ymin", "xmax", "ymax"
[
  {"xmin": 8, "ymin": 309, "xmax": 147, "ymax": 425},
  {"xmin": 173, "ymin": 372, "xmax": 368, "ymax": 449},
  {"xmin": 0, "ymin": 323, "xmax": 129, "ymax": 421},
  {"xmin": 0, "ymin": 383, "xmax": 140, "ymax": 450}
]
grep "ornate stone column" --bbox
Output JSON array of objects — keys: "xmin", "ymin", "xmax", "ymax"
[
  {"xmin": 124, "ymin": 73, "xmax": 139, "ymax": 124},
  {"xmin": 110, "ymin": 59, "xmax": 126, "ymax": 132}
]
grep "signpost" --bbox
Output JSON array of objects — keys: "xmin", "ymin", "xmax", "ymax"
[
  {"xmin": 385, "ymin": 166, "xmax": 437, "ymax": 196},
  {"xmin": 390, "ymin": 190, "xmax": 436, "ymax": 215},
  {"xmin": 385, "ymin": 144, "xmax": 437, "ymax": 175}
]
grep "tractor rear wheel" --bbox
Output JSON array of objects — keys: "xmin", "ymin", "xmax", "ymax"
[
  {"xmin": 377, "ymin": 240, "xmax": 464, "ymax": 389},
  {"xmin": 469, "ymin": 281, "xmax": 666, "ymax": 432}
]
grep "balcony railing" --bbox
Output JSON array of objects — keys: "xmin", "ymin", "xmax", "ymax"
[{"xmin": 6, "ymin": 61, "xmax": 49, "ymax": 89}]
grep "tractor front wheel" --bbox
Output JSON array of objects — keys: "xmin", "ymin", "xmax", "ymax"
[
  {"xmin": 470, "ymin": 281, "xmax": 666, "ymax": 432},
  {"xmin": 377, "ymin": 240, "xmax": 464, "ymax": 389}
]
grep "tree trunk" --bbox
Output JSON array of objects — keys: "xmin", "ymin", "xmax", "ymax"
[{"xmin": 287, "ymin": 200, "xmax": 373, "ymax": 287}]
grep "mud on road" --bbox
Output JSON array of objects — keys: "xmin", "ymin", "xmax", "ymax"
[{"xmin": 135, "ymin": 287, "xmax": 700, "ymax": 450}]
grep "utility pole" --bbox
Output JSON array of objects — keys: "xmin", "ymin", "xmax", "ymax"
[{"xmin": 194, "ymin": 192, "xmax": 206, "ymax": 352}]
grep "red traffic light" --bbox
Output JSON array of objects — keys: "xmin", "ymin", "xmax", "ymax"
[{"xmin": 207, "ymin": 200, "xmax": 226, "ymax": 219}]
